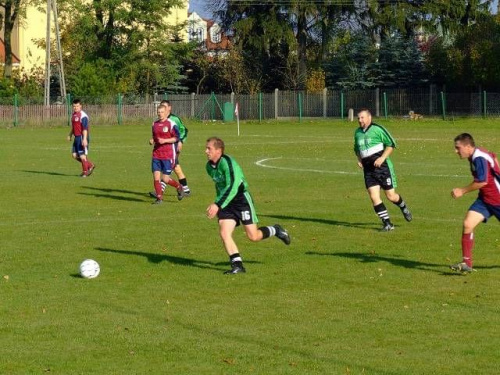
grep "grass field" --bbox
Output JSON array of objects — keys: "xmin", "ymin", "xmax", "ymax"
[{"xmin": 1, "ymin": 118, "xmax": 500, "ymax": 374}]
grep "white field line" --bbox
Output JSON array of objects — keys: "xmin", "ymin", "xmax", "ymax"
[{"xmin": 255, "ymin": 157, "xmax": 467, "ymax": 178}]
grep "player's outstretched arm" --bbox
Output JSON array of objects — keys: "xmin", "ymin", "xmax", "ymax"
[{"xmin": 451, "ymin": 181, "xmax": 487, "ymax": 199}]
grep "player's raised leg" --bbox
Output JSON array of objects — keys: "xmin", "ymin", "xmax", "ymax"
[
  {"xmin": 175, "ymin": 164, "xmax": 191, "ymax": 196},
  {"xmin": 386, "ymin": 189, "xmax": 412, "ymax": 222}
]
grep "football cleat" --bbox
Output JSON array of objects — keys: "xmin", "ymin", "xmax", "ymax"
[
  {"xmin": 183, "ymin": 188, "xmax": 191, "ymax": 197},
  {"xmin": 152, "ymin": 199, "xmax": 163, "ymax": 205},
  {"xmin": 87, "ymin": 164, "xmax": 95, "ymax": 176},
  {"xmin": 381, "ymin": 222, "xmax": 395, "ymax": 232},
  {"xmin": 148, "ymin": 191, "xmax": 157, "ymax": 199},
  {"xmin": 401, "ymin": 207, "xmax": 412, "ymax": 222},
  {"xmin": 224, "ymin": 264, "xmax": 246, "ymax": 274},
  {"xmin": 450, "ymin": 262, "xmax": 474, "ymax": 273},
  {"xmin": 274, "ymin": 224, "xmax": 291, "ymax": 245},
  {"xmin": 177, "ymin": 187, "xmax": 186, "ymax": 201}
]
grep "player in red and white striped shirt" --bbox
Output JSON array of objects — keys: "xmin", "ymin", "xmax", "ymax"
[
  {"xmin": 450, "ymin": 133, "xmax": 500, "ymax": 273},
  {"xmin": 67, "ymin": 99, "xmax": 95, "ymax": 177}
]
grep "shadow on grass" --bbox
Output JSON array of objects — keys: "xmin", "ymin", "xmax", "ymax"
[
  {"xmin": 78, "ymin": 192, "xmax": 146, "ymax": 203},
  {"xmin": 95, "ymin": 247, "xmax": 261, "ymax": 272},
  {"xmin": 305, "ymin": 251, "xmax": 495, "ymax": 276},
  {"xmin": 21, "ymin": 169, "xmax": 76, "ymax": 177},
  {"xmin": 260, "ymin": 214, "xmax": 379, "ymax": 230},
  {"xmin": 83, "ymin": 186, "xmax": 149, "ymax": 197},
  {"xmin": 78, "ymin": 186, "xmax": 150, "ymax": 203}
]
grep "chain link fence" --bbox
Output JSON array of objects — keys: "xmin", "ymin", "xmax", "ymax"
[{"xmin": 1, "ymin": 87, "xmax": 500, "ymax": 127}]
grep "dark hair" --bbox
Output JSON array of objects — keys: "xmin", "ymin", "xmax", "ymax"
[
  {"xmin": 160, "ymin": 100, "xmax": 171, "ymax": 106},
  {"xmin": 454, "ymin": 133, "xmax": 475, "ymax": 147},
  {"xmin": 358, "ymin": 108, "xmax": 372, "ymax": 116},
  {"xmin": 72, "ymin": 99, "xmax": 81, "ymax": 105},
  {"xmin": 207, "ymin": 137, "xmax": 225, "ymax": 153}
]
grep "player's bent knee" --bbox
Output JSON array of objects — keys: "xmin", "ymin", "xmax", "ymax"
[
  {"xmin": 247, "ymin": 232, "xmax": 261, "ymax": 242},
  {"xmin": 385, "ymin": 190, "xmax": 399, "ymax": 201}
]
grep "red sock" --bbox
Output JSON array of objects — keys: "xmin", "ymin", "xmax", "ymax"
[
  {"xmin": 167, "ymin": 179, "xmax": 181, "ymax": 190},
  {"xmin": 84, "ymin": 160, "xmax": 92, "ymax": 173},
  {"xmin": 461, "ymin": 233, "xmax": 474, "ymax": 267},
  {"xmin": 154, "ymin": 180, "xmax": 163, "ymax": 199}
]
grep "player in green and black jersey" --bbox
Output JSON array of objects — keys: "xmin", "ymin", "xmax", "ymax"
[
  {"xmin": 354, "ymin": 109, "xmax": 412, "ymax": 231},
  {"xmin": 205, "ymin": 137, "xmax": 291, "ymax": 274}
]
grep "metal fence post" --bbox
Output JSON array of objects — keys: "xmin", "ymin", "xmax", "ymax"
[
  {"xmin": 13, "ymin": 94, "xmax": 19, "ymax": 127},
  {"xmin": 210, "ymin": 92, "xmax": 215, "ymax": 120},
  {"xmin": 429, "ymin": 84, "xmax": 435, "ymax": 115},
  {"xmin": 298, "ymin": 92, "xmax": 303, "ymax": 122},
  {"xmin": 274, "ymin": 88, "xmax": 279, "ymax": 119},
  {"xmin": 483, "ymin": 91, "xmax": 487, "ymax": 118},
  {"xmin": 191, "ymin": 93, "xmax": 195, "ymax": 118},
  {"xmin": 340, "ymin": 91, "xmax": 344, "ymax": 120},
  {"xmin": 440, "ymin": 91, "xmax": 446, "ymax": 120},
  {"xmin": 117, "ymin": 93, "xmax": 123, "ymax": 125},
  {"xmin": 383, "ymin": 92, "xmax": 388, "ymax": 119},
  {"xmin": 66, "ymin": 93, "xmax": 72, "ymax": 126},
  {"xmin": 323, "ymin": 88, "xmax": 327, "ymax": 118},
  {"xmin": 375, "ymin": 88, "xmax": 380, "ymax": 117},
  {"xmin": 259, "ymin": 92, "xmax": 263, "ymax": 122}
]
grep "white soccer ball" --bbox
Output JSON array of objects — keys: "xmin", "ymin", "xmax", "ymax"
[{"xmin": 79, "ymin": 259, "xmax": 100, "ymax": 279}]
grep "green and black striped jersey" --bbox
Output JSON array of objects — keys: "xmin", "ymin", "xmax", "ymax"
[
  {"xmin": 354, "ymin": 123, "xmax": 396, "ymax": 169},
  {"xmin": 206, "ymin": 154, "xmax": 249, "ymax": 209},
  {"xmin": 168, "ymin": 114, "xmax": 188, "ymax": 142}
]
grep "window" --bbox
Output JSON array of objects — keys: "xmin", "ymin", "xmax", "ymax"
[{"xmin": 210, "ymin": 25, "xmax": 221, "ymax": 43}]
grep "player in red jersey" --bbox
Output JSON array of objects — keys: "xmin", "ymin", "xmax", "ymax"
[
  {"xmin": 149, "ymin": 105, "xmax": 185, "ymax": 204},
  {"xmin": 67, "ymin": 99, "xmax": 95, "ymax": 177},
  {"xmin": 450, "ymin": 133, "xmax": 500, "ymax": 273}
]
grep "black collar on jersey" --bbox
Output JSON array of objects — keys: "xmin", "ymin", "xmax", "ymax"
[{"xmin": 209, "ymin": 154, "xmax": 225, "ymax": 168}]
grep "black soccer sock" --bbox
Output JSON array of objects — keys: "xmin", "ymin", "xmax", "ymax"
[
  {"xmin": 259, "ymin": 226, "xmax": 276, "ymax": 240},
  {"xmin": 374, "ymin": 203, "xmax": 391, "ymax": 223},
  {"xmin": 229, "ymin": 253, "xmax": 243, "ymax": 266},
  {"xmin": 179, "ymin": 178, "xmax": 187, "ymax": 186},
  {"xmin": 393, "ymin": 196, "xmax": 407, "ymax": 210}
]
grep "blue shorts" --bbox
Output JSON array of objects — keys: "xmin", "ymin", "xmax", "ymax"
[
  {"xmin": 152, "ymin": 159, "xmax": 173, "ymax": 175},
  {"xmin": 469, "ymin": 199, "xmax": 500, "ymax": 222},
  {"xmin": 72, "ymin": 136, "xmax": 88, "ymax": 156}
]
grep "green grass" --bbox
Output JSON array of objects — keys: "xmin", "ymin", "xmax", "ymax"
[{"xmin": 2, "ymin": 118, "xmax": 500, "ymax": 374}]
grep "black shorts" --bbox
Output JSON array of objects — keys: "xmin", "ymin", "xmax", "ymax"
[
  {"xmin": 217, "ymin": 192, "xmax": 258, "ymax": 226},
  {"xmin": 364, "ymin": 166, "xmax": 395, "ymax": 190}
]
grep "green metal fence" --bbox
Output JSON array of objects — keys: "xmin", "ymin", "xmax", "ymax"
[{"xmin": 1, "ymin": 87, "xmax": 500, "ymax": 127}]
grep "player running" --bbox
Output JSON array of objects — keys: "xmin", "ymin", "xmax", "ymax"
[
  {"xmin": 149, "ymin": 105, "xmax": 185, "ymax": 204},
  {"xmin": 450, "ymin": 133, "xmax": 500, "ymax": 273},
  {"xmin": 149, "ymin": 100, "xmax": 191, "ymax": 199},
  {"xmin": 354, "ymin": 108, "xmax": 412, "ymax": 231},
  {"xmin": 205, "ymin": 137, "xmax": 291, "ymax": 274}
]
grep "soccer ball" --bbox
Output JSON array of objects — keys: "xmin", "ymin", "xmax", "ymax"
[{"xmin": 79, "ymin": 259, "xmax": 100, "ymax": 279}]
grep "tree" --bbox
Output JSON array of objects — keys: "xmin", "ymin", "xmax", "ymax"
[
  {"xmin": 324, "ymin": 31, "xmax": 428, "ymax": 89},
  {"xmin": 425, "ymin": 13, "xmax": 500, "ymax": 89},
  {"xmin": 0, "ymin": 0, "xmax": 26, "ymax": 79},
  {"xmin": 324, "ymin": 32, "xmax": 379, "ymax": 89},
  {"xmin": 57, "ymin": 0, "xmax": 192, "ymax": 96}
]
